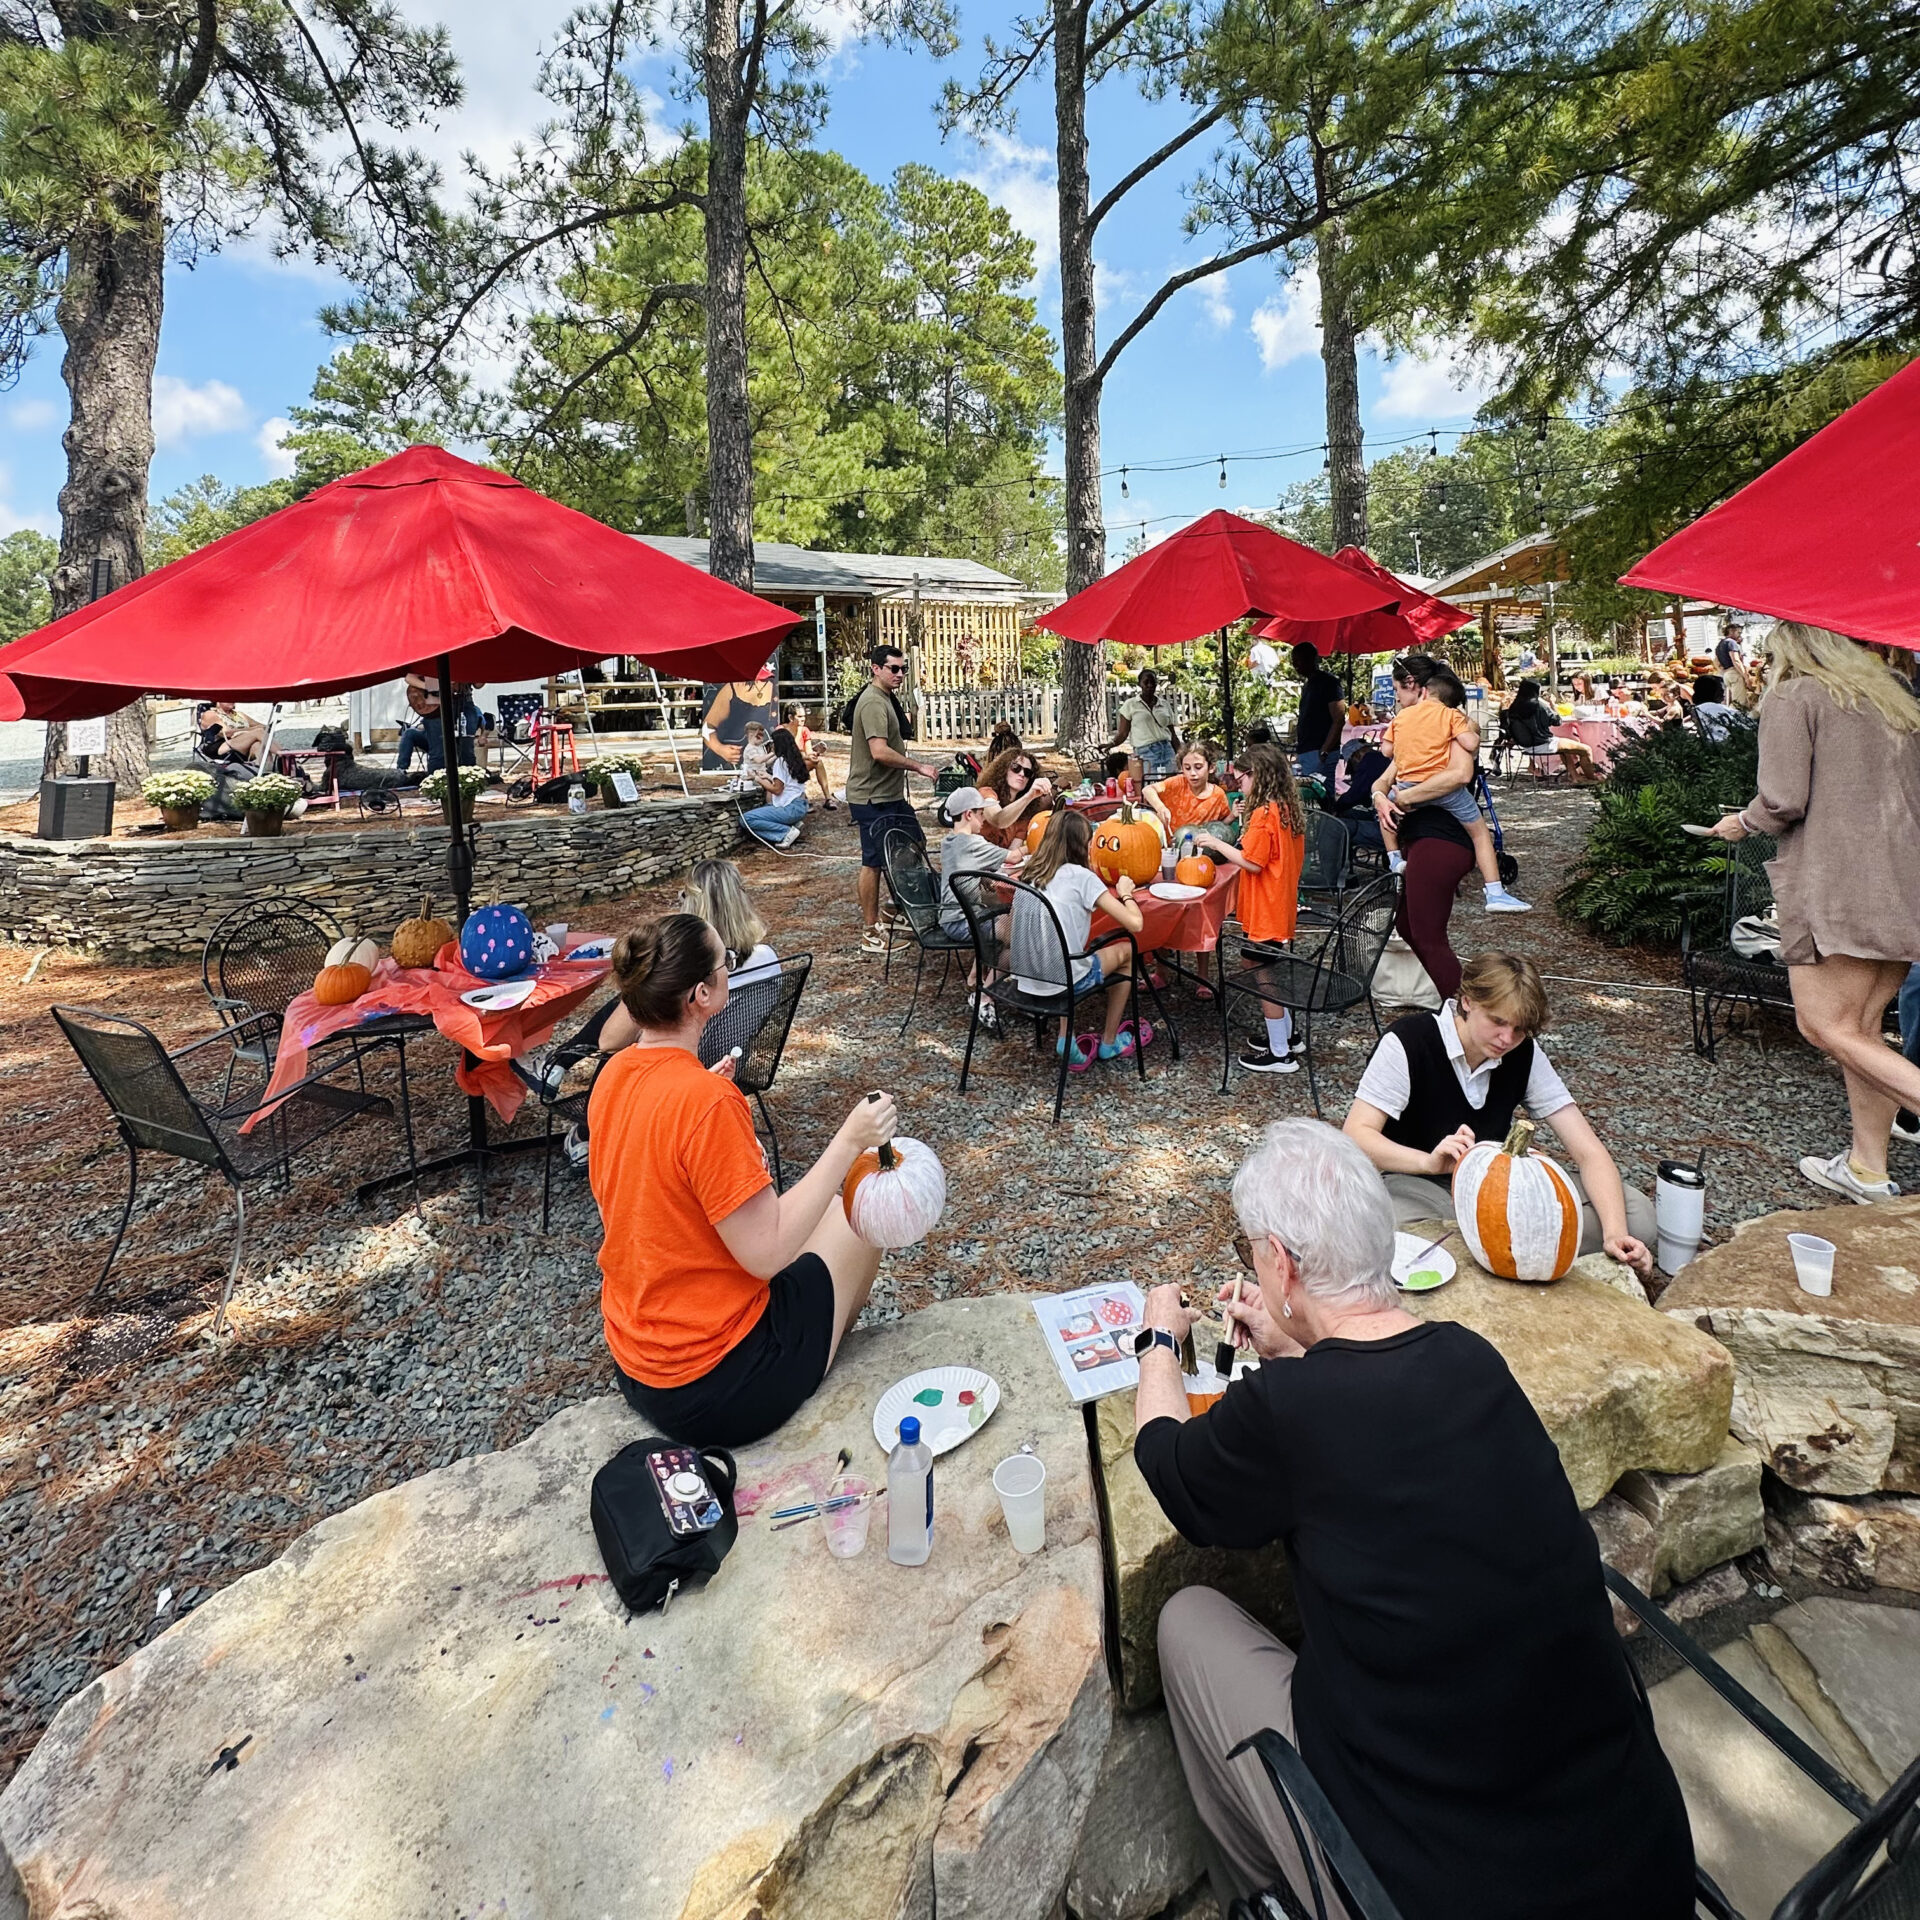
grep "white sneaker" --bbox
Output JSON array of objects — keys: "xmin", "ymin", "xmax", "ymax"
[
  {"xmin": 1484, "ymin": 886, "xmax": 1533, "ymax": 913},
  {"xmin": 1894, "ymin": 1110, "xmax": 1920, "ymax": 1143},
  {"xmin": 1799, "ymin": 1151, "xmax": 1899, "ymax": 1204},
  {"xmin": 1387, "ymin": 851, "xmax": 1406, "ymax": 874},
  {"xmin": 778, "ymin": 826, "xmax": 801, "ymax": 847}
]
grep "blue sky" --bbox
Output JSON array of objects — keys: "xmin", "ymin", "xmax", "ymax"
[{"xmin": 0, "ymin": 0, "xmax": 1491, "ymax": 551}]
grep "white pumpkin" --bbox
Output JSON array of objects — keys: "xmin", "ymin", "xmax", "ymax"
[
  {"xmin": 842, "ymin": 1136, "xmax": 947, "ymax": 1248},
  {"xmin": 325, "ymin": 936, "xmax": 382, "ymax": 971},
  {"xmin": 1451, "ymin": 1116, "xmax": 1581, "ymax": 1283}
]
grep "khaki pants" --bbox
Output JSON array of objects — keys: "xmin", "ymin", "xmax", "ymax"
[
  {"xmin": 1383, "ymin": 1169, "xmax": 1658, "ymax": 1256},
  {"xmin": 1157, "ymin": 1586, "xmax": 1350, "ymax": 1917}
]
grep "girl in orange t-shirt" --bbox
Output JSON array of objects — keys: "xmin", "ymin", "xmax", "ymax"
[
  {"xmin": 1147, "ymin": 742, "xmax": 1232, "ymax": 838},
  {"xmin": 588, "ymin": 911, "xmax": 900, "ymax": 1446},
  {"xmin": 1190, "ymin": 742, "xmax": 1309, "ymax": 1075}
]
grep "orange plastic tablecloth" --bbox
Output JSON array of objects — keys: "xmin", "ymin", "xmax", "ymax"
[
  {"xmin": 1093, "ymin": 868, "xmax": 1239, "ymax": 954},
  {"xmin": 249, "ymin": 938, "xmax": 613, "ymax": 1129}
]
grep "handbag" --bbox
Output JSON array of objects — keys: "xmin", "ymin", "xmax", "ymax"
[{"xmin": 590, "ymin": 1440, "xmax": 739, "ymax": 1615}]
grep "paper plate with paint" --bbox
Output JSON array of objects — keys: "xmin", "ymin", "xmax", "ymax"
[
  {"xmin": 873, "ymin": 1367, "xmax": 1000, "ymax": 1457},
  {"xmin": 1391, "ymin": 1232, "xmax": 1458, "ymax": 1292},
  {"xmin": 1148, "ymin": 882, "xmax": 1207, "ymax": 902},
  {"xmin": 460, "ymin": 977, "xmax": 538, "ymax": 1012}
]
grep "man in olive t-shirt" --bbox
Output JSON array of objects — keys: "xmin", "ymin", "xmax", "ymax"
[{"xmin": 848, "ymin": 643, "xmax": 940, "ymax": 951}]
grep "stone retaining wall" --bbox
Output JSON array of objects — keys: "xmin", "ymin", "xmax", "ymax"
[{"xmin": 0, "ymin": 797, "xmax": 745, "ymax": 956}]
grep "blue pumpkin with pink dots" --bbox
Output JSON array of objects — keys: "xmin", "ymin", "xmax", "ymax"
[{"xmin": 460, "ymin": 903, "xmax": 535, "ymax": 979}]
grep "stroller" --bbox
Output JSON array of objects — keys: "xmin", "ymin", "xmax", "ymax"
[{"xmin": 1472, "ymin": 765, "xmax": 1520, "ymax": 885}]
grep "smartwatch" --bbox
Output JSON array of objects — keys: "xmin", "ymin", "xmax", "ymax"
[{"xmin": 1132, "ymin": 1327, "xmax": 1180, "ymax": 1360}]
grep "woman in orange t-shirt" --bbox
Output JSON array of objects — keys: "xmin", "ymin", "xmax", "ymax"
[
  {"xmin": 588, "ymin": 912, "xmax": 899, "ymax": 1446},
  {"xmin": 1190, "ymin": 742, "xmax": 1309, "ymax": 1076},
  {"xmin": 1146, "ymin": 743, "xmax": 1232, "ymax": 838}
]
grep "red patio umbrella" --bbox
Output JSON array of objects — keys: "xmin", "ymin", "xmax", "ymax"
[
  {"xmin": 0, "ymin": 444, "xmax": 799, "ymax": 723},
  {"xmin": 1620, "ymin": 358, "xmax": 1920, "ymax": 650},
  {"xmin": 1254, "ymin": 546, "xmax": 1471, "ymax": 656},
  {"xmin": 1033, "ymin": 510, "xmax": 1396, "ymax": 752}
]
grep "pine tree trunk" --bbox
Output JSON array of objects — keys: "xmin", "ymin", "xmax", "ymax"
[
  {"xmin": 42, "ymin": 201, "xmax": 162, "ymax": 784},
  {"xmin": 1317, "ymin": 223, "xmax": 1367, "ymax": 554},
  {"xmin": 702, "ymin": 2, "xmax": 754, "ymax": 592},
  {"xmin": 1054, "ymin": 0, "xmax": 1106, "ymax": 757}
]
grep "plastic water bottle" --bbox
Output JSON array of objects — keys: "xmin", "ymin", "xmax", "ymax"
[
  {"xmin": 887, "ymin": 1416, "xmax": 933, "ymax": 1566},
  {"xmin": 1178, "ymin": 829, "xmax": 1195, "ymax": 866},
  {"xmin": 566, "ymin": 783, "xmax": 587, "ymax": 816}
]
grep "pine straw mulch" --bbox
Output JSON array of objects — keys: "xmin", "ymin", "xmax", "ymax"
[{"xmin": 0, "ymin": 778, "xmax": 1885, "ymax": 1786}]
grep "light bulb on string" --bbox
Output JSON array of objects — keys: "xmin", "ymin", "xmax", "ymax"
[
  {"xmin": 856, "ymin": 492, "xmax": 867, "ymax": 520},
  {"xmin": 1028, "ymin": 474, "xmax": 1037, "ymax": 502},
  {"xmin": 1217, "ymin": 455, "xmax": 1228, "ymax": 489},
  {"xmin": 1120, "ymin": 467, "xmax": 1129, "ymax": 499},
  {"xmin": 1428, "ymin": 429, "xmax": 1438, "ymax": 459}
]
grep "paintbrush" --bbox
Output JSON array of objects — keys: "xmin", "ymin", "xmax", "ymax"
[{"xmin": 1215, "ymin": 1277, "xmax": 1243, "ymax": 1383}]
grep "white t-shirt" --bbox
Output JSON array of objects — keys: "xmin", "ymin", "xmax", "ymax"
[
  {"xmin": 1009, "ymin": 865, "xmax": 1110, "ymax": 995},
  {"xmin": 730, "ymin": 942, "xmax": 780, "ymax": 987},
  {"xmin": 1354, "ymin": 1001, "xmax": 1573, "ymax": 1123},
  {"xmin": 763, "ymin": 765, "xmax": 807, "ymax": 807}
]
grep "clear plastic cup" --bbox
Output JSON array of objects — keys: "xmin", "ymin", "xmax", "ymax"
[
  {"xmin": 992, "ymin": 1453, "xmax": 1047, "ymax": 1554},
  {"xmin": 823, "ymin": 1477, "xmax": 871, "ymax": 1558},
  {"xmin": 1788, "ymin": 1234, "xmax": 1835, "ymax": 1297}
]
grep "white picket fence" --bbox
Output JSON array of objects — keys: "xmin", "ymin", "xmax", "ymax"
[{"xmin": 916, "ymin": 684, "xmax": 1189, "ymax": 744}]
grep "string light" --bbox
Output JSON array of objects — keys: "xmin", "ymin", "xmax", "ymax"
[
  {"xmin": 1028, "ymin": 473, "xmax": 1037, "ymax": 502},
  {"xmin": 1120, "ymin": 467, "xmax": 1129, "ymax": 498},
  {"xmin": 1217, "ymin": 455, "xmax": 1227, "ymax": 489}
]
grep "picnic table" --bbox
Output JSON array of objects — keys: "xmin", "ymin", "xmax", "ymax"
[
  {"xmin": 251, "ymin": 935, "xmax": 614, "ymax": 1128},
  {"xmin": 1550, "ymin": 717, "xmax": 1650, "ymax": 773}
]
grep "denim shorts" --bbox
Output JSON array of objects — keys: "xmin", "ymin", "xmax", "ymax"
[
  {"xmin": 1138, "ymin": 739, "xmax": 1177, "ymax": 778},
  {"xmin": 1395, "ymin": 782, "xmax": 1480, "ymax": 828},
  {"xmin": 850, "ymin": 799, "xmax": 923, "ymax": 869}
]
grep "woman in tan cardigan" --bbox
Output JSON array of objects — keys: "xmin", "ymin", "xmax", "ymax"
[{"xmin": 1711, "ymin": 622, "xmax": 1920, "ymax": 1200}]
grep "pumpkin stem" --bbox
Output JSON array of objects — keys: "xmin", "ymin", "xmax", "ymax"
[
  {"xmin": 420, "ymin": 894, "xmax": 432, "ymax": 918},
  {"xmin": 1502, "ymin": 1116, "xmax": 1536, "ymax": 1157},
  {"xmin": 878, "ymin": 1141, "xmax": 898, "ymax": 1172}
]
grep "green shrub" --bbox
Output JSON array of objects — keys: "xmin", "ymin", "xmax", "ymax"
[{"xmin": 1555, "ymin": 721, "xmax": 1760, "ymax": 946}]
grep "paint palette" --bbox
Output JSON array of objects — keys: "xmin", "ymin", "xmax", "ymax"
[
  {"xmin": 1391, "ymin": 1232, "xmax": 1458, "ymax": 1293},
  {"xmin": 873, "ymin": 1367, "xmax": 1001, "ymax": 1457}
]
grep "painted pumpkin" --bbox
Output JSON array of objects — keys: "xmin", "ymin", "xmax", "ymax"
[
  {"xmin": 1452, "ymin": 1116, "xmax": 1581, "ymax": 1283},
  {"xmin": 392, "ymin": 895, "xmax": 455, "ymax": 970},
  {"xmin": 842, "ymin": 1135, "xmax": 947, "ymax": 1248},
  {"xmin": 1173, "ymin": 855, "xmax": 1216, "ymax": 889},
  {"xmin": 324, "ymin": 936, "xmax": 381, "ymax": 972},
  {"xmin": 313, "ymin": 962, "xmax": 373, "ymax": 1005},
  {"xmin": 1024, "ymin": 809, "xmax": 1053, "ymax": 854},
  {"xmin": 460, "ymin": 904, "xmax": 535, "ymax": 979},
  {"xmin": 1090, "ymin": 804, "xmax": 1162, "ymax": 885}
]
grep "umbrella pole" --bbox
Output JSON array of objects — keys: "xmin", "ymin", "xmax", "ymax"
[
  {"xmin": 1219, "ymin": 627, "xmax": 1235, "ymax": 759},
  {"xmin": 435, "ymin": 657, "xmax": 473, "ymax": 923}
]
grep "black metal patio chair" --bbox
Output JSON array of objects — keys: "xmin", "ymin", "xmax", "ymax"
[
  {"xmin": 52, "ymin": 1004, "xmax": 409, "ymax": 1338},
  {"xmin": 1297, "ymin": 811, "xmax": 1356, "ymax": 929},
  {"xmin": 880, "ymin": 828, "xmax": 974, "ymax": 1038},
  {"xmin": 202, "ymin": 896, "xmax": 429, "ymax": 1161},
  {"xmin": 1223, "ymin": 1570, "xmax": 1920, "ymax": 1920},
  {"xmin": 515, "ymin": 994, "xmax": 620, "ymax": 1231},
  {"xmin": 1217, "ymin": 872, "xmax": 1401, "ymax": 1114},
  {"xmin": 1680, "ymin": 832, "xmax": 1793, "ymax": 1060},
  {"xmin": 948, "ymin": 870, "xmax": 1177, "ymax": 1123},
  {"xmin": 699, "ymin": 953, "xmax": 813, "ymax": 1188}
]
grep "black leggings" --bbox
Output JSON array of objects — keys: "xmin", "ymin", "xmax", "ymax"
[{"xmin": 1397, "ymin": 835, "xmax": 1474, "ymax": 1002}]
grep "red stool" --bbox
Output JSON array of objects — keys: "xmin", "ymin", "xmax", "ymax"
[{"xmin": 531, "ymin": 712, "xmax": 580, "ymax": 786}]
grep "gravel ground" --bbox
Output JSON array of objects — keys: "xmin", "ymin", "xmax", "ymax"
[{"xmin": 0, "ymin": 776, "xmax": 1900, "ymax": 1786}]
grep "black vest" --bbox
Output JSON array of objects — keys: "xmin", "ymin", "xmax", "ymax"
[{"xmin": 1379, "ymin": 1012, "xmax": 1534, "ymax": 1155}]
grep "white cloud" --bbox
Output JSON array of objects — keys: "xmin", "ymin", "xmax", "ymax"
[
  {"xmin": 1250, "ymin": 276, "xmax": 1320, "ymax": 371},
  {"xmin": 256, "ymin": 416, "xmax": 296, "ymax": 479},
  {"xmin": 958, "ymin": 131, "xmax": 1058, "ymax": 287},
  {"xmin": 1093, "ymin": 260, "xmax": 1135, "ymax": 316},
  {"xmin": 0, "ymin": 464, "xmax": 57, "ymax": 538},
  {"xmin": 152, "ymin": 375, "xmax": 249, "ymax": 446},
  {"xmin": 5, "ymin": 398, "xmax": 60, "ymax": 433},
  {"xmin": 1198, "ymin": 272, "xmax": 1234, "ymax": 331},
  {"xmin": 1371, "ymin": 343, "xmax": 1495, "ymax": 420}
]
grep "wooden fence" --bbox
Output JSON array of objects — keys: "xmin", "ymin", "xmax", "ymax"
[{"xmin": 875, "ymin": 598, "xmax": 1024, "ymax": 692}]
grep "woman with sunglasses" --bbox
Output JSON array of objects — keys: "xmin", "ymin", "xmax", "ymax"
[
  {"xmin": 977, "ymin": 744, "xmax": 1056, "ymax": 848},
  {"xmin": 589, "ymin": 911, "xmax": 901, "ymax": 1447}
]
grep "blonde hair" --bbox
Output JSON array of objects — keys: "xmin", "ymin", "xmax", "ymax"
[
  {"xmin": 1763, "ymin": 622, "xmax": 1920, "ymax": 735},
  {"xmin": 680, "ymin": 858, "xmax": 767, "ymax": 956},
  {"xmin": 1457, "ymin": 951, "xmax": 1550, "ymax": 1036}
]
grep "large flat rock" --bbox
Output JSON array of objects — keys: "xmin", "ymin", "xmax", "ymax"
[
  {"xmin": 1617, "ymin": 1436, "xmax": 1766, "ymax": 1593},
  {"xmin": 1661, "ymin": 1197, "xmax": 1920, "ymax": 1496},
  {"xmin": 1093, "ymin": 1390, "xmax": 1294, "ymax": 1712},
  {"xmin": 1400, "ymin": 1221, "xmax": 1735, "ymax": 1509},
  {"xmin": 1771, "ymin": 1597, "xmax": 1920, "ymax": 1786},
  {"xmin": 0, "ymin": 1298, "xmax": 1111, "ymax": 1920}
]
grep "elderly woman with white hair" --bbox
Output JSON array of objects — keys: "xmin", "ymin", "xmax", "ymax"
[{"xmin": 1133, "ymin": 1118, "xmax": 1693, "ymax": 1920}]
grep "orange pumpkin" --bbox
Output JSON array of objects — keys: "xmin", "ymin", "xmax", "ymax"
[
  {"xmin": 1451, "ymin": 1116, "xmax": 1581, "ymax": 1282},
  {"xmin": 1090, "ymin": 803, "xmax": 1162, "ymax": 885},
  {"xmin": 1174, "ymin": 855, "xmax": 1216, "ymax": 889},
  {"xmin": 313, "ymin": 961, "xmax": 373, "ymax": 1005},
  {"xmin": 1024, "ymin": 808, "xmax": 1054, "ymax": 853}
]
